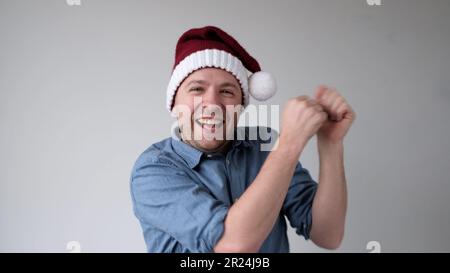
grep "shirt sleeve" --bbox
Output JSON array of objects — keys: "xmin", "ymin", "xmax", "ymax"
[
  {"xmin": 282, "ymin": 162, "xmax": 318, "ymax": 240},
  {"xmin": 130, "ymin": 157, "xmax": 229, "ymax": 253}
]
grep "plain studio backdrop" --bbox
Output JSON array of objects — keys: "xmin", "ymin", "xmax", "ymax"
[{"xmin": 1, "ymin": 0, "xmax": 449, "ymax": 253}]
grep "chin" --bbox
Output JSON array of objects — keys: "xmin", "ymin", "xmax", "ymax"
[{"xmin": 196, "ymin": 139, "xmax": 226, "ymax": 152}]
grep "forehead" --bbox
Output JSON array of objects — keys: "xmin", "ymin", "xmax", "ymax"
[{"xmin": 182, "ymin": 67, "xmax": 239, "ymax": 85}]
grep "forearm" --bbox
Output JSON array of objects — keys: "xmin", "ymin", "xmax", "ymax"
[
  {"xmin": 214, "ymin": 139, "xmax": 302, "ymax": 252},
  {"xmin": 310, "ymin": 138, "xmax": 347, "ymax": 249}
]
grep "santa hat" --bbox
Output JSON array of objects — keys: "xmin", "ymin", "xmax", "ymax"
[{"xmin": 166, "ymin": 25, "xmax": 277, "ymax": 112}]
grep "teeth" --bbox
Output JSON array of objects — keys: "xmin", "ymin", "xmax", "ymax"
[{"xmin": 197, "ymin": 118, "xmax": 223, "ymax": 125}]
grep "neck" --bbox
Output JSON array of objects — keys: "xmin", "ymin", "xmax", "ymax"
[{"xmin": 182, "ymin": 138, "xmax": 232, "ymax": 155}]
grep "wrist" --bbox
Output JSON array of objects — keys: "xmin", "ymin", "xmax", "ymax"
[
  {"xmin": 278, "ymin": 133, "xmax": 307, "ymax": 155},
  {"xmin": 317, "ymin": 133, "xmax": 344, "ymax": 146},
  {"xmin": 317, "ymin": 137, "xmax": 344, "ymax": 155},
  {"xmin": 276, "ymin": 135, "xmax": 305, "ymax": 161}
]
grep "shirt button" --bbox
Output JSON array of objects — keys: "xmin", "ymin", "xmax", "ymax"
[{"xmin": 206, "ymin": 154, "xmax": 213, "ymax": 158}]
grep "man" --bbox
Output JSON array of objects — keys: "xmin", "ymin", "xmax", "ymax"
[{"xmin": 130, "ymin": 26, "xmax": 355, "ymax": 253}]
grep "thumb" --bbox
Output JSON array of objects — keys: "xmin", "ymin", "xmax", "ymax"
[{"xmin": 313, "ymin": 85, "xmax": 328, "ymax": 101}]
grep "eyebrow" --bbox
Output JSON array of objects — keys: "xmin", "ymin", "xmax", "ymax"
[
  {"xmin": 186, "ymin": 80, "xmax": 239, "ymax": 90},
  {"xmin": 219, "ymin": 82, "xmax": 240, "ymax": 90},
  {"xmin": 186, "ymin": 80, "xmax": 208, "ymax": 87}
]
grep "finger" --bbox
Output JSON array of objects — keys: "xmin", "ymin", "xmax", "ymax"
[
  {"xmin": 319, "ymin": 111, "xmax": 329, "ymax": 123},
  {"xmin": 317, "ymin": 88, "xmax": 338, "ymax": 110},
  {"xmin": 329, "ymin": 98, "xmax": 346, "ymax": 121},
  {"xmin": 314, "ymin": 85, "xmax": 329, "ymax": 101},
  {"xmin": 307, "ymin": 98, "xmax": 319, "ymax": 106},
  {"xmin": 295, "ymin": 95, "xmax": 310, "ymax": 101},
  {"xmin": 322, "ymin": 91, "xmax": 345, "ymax": 119},
  {"xmin": 335, "ymin": 103, "xmax": 349, "ymax": 121},
  {"xmin": 313, "ymin": 104, "xmax": 324, "ymax": 112},
  {"xmin": 319, "ymin": 97, "xmax": 338, "ymax": 120},
  {"xmin": 330, "ymin": 96, "xmax": 345, "ymax": 112}
]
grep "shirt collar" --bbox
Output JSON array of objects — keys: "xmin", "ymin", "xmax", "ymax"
[
  {"xmin": 232, "ymin": 127, "xmax": 252, "ymax": 149},
  {"xmin": 170, "ymin": 126, "xmax": 251, "ymax": 169},
  {"xmin": 170, "ymin": 127, "xmax": 203, "ymax": 169}
]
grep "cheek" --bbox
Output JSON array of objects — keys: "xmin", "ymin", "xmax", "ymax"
[
  {"xmin": 173, "ymin": 104, "xmax": 195, "ymax": 126},
  {"xmin": 232, "ymin": 96, "xmax": 243, "ymax": 105},
  {"xmin": 223, "ymin": 94, "xmax": 243, "ymax": 107},
  {"xmin": 173, "ymin": 92, "xmax": 196, "ymax": 113}
]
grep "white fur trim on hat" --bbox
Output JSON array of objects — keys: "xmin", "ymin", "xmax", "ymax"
[{"xmin": 166, "ymin": 49, "xmax": 249, "ymax": 112}]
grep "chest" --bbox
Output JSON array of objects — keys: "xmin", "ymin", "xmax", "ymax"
[{"xmin": 191, "ymin": 149, "xmax": 264, "ymax": 206}]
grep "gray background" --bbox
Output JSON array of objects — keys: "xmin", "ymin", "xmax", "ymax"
[{"xmin": 1, "ymin": 0, "xmax": 449, "ymax": 252}]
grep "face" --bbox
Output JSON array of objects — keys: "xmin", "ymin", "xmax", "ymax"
[{"xmin": 172, "ymin": 68, "xmax": 243, "ymax": 152}]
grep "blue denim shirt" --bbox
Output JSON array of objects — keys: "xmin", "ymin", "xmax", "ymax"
[{"xmin": 130, "ymin": 127, "xmax": 317, "ymax": 253}]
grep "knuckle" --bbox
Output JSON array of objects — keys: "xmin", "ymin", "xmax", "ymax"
[
  {"xmin": 336, "ymin": 96, "xmax": 345, "ymax": 103},
  {"xmin": 299, "ymin": 100, "xmax": 309, "ymax": 108},
  {"xmin": 296, "ymin": 95, "xmax": 309, "ymax": 101}
]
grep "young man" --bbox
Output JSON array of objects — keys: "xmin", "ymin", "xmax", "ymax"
[{"xmin": 130, "ymin": 26, "xmax": 356, "ymax": 253}]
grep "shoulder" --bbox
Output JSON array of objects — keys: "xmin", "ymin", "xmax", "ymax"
[
  {"xmin": 131, "ymin": 138, "xmax": 181, "ymax": 178},
  {"xmin": 135, "ymin": 137, "xmax": 173, "ymax": 163}
]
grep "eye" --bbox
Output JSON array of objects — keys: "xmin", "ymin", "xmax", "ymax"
[{"xmin": 220, "ymin": 89, "xmax": 234, "ymax": 96}]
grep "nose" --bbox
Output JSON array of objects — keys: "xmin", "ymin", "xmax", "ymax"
[
  {"xmin": 201, "ymin": 87, "xmax": 221, "ymax": 106},
  {"xmin": 198, "ymin": 86, "xmax": 227, "ymax": 110},
  {"xmin": 197, "ymin": 87, "xmax": 225, "ymax": 117}
]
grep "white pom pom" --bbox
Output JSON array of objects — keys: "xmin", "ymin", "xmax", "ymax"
[{"xmin": 248, "ymin": 71, "xmax": 277, "ymax": 101}]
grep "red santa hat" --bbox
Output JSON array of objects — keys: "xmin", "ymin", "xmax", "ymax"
[{"xmin": 166, "ymin": 25, "xmax": 277, "ymax": 112}]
